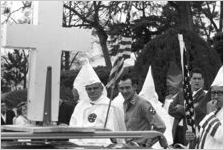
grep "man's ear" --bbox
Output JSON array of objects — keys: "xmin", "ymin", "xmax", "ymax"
[
  {"xmin": 99, "ymin": 83, "xmax": 104, "ymax": 90},
  {"xmin": 133, "ymin": 84, "xmax": 137, "ymax": 91}
]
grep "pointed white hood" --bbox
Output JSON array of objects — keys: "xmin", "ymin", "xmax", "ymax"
[
  {"xmin": 139, "ymin": 66, "xmax": 160, "ymax": 105},
  {"xmin": 139, "ymin": 65, "xmax": 173, "ymax": 147},
  {"xmin": 212, "ymin": 66, "xmax": 223, "ymax": 87},
  {"xmin": 73, "ymin": 58, "xmax": 107, "ymax": 102}
]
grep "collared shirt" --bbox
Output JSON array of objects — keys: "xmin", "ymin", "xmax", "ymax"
[
  {"xmin": 123, "ymin": 94, "xmax": 166, "ymax": 146},
  {"xmin": 123, "ymin": 94, "xmax": 166, "ymax": 132},
  {"xmin": 193, "ymin": 88, "xmax": 202, "ymax": 97},
  {"xmin": 1, "ymin": 113, "xmax": 6, "ymax": 123}
]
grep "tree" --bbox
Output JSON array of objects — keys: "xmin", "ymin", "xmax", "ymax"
[
  {"xmin": 63, "ymin": 1, "xmax": 116, "ymax": 68},
  {"xmin": 1, "ymin": 1, "xmax": 31, "ymax": 24},
  {"xmin": 191, "ymin": 1, "xmax": 222, "ymax": 43},
  {"xmin": 1, "ymin": 2, "xmax": 31, "ymax": 92},
  {"xmin": 1, "ymin": 49, "xmax": 29, "ymax": 91},
  {"xmin": 61, "ymin": 51, "xmax": 79, "ymax": 71},
  {"xmin": 63, "ymin": 1, "xmax": 135, "ymax": 68},
  {"xmin": 134, "ymin": 1, "xmax": 222, "ymax": 103},
  {"xmin": 212, "ymin": 32, "xmax": 223, "ymax": 63}
]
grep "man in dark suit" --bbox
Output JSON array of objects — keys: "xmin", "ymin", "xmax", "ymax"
[
  {"xmin": 57, "ymin": 99, "xmax": 76, "ymax": 126},
  {"xmin": 1, "ymin": 101, "xmax": 15, "ymax": 125},
  {"xmin": 190, "ymin": 68, "xmax": 207, "ymax": 128},
  {"xmin": 168, "ymin": 68, "xmax": 207, "ymax": 147}
]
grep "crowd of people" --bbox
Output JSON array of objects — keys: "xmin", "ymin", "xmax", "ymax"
[{"xmin": 1, "ymin": 61, "xmax": 223, "ymax": 149}]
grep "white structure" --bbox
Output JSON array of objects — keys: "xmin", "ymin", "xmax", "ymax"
[{"xmin": 2, "ymin": 1, "xmax": 92, "ymax": 121}]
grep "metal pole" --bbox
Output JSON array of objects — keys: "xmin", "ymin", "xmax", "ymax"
[{"xmin": 103, "ymin": 84, "xmax": 115, "ymax": 129}]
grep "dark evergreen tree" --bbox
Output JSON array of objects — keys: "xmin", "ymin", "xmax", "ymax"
[
  {"xmin": 212, "ymin": 32, "xmax": 223, "ymax": 63},
  {"xmin": 134, "ymin": 1, "xmax": 222, "ymax": 103}
]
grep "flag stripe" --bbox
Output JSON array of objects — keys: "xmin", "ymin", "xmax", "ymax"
[
  {"xmin": 110, "ymin": 58, "xmax": 124, "ymax": 76},
  {"xmin": 197, "ymin": 114, "xmax": 216, "ymax": 148},
  {"xmin": 202, "ymin": 114, "xmax": 216, "ymax": 129},
  {"xmin": 199, "ymin": 118, "xmax": 219, "ymax": 149},
  {"xmin": 107, "ymin": 64, "xmax": 125, "ymax": 87},
  {"xmin": 120, "ymin": 41, "xmax": 132, "ymax": 45},
  {"xmin": 210, "ymin": 121, "xmax": 221, "ymax": 137},
  {"xmin": 106, "ymin": 38, "xmax": 131, "ymax": 88}
]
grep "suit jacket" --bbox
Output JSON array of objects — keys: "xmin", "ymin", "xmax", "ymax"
[
  {"xmin": 193, "ymin": 89, "xmax": 207, "ymax": 126},
  {"xmin": 1, "ymin": 110, "xmax": 15, "ymax": 125},
  {"xmin": 57, "ymin": 102, "xmax": 76, "ymax": 125},
  {"xmin": 168, "ymin": 91, "xmax": 188, "ymax": 145}
]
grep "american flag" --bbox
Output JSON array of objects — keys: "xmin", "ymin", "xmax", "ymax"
[
  {"xmin": 104, "ymin": 36, "xmax": 131, "ymax": 128},
  {"xmin": 198, "ymin": 113, "xmax": 221, "ymax": 149},
  {"xmin": 183, "ymin": 47, "xmax": 196, "ymax": 134},
  {"xmin": 106, "ymin": 37, "xmax": 132, "ymax": 88},
  {"xmin": 178, "ymin": 34, "xmax": 196, "ymax": 134}
]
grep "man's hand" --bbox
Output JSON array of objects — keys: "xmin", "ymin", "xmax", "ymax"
[
  {"xmin": 158, "ymin": 136, "xmax": 168, "ymax": 148},
  {"xmin": 58, "ymin": 123, "xmax": 68, "ymax": 126},
  {"xmin": 207, "ymin": 100, "xmax": 217, "ymax": 114},
  {"xmin": 175, "ymin": 104, "xmax": 184, "ymax": 113},
  {"xmin": 127, "ymin": 141, "xmax": 140, "ymax": 147},
  {"xmin": 185, "ymin": 130, "xmax": 195, "ymax": 141}
]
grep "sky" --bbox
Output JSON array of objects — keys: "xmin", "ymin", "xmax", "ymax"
[{"xmin": 1, "ymin": 1, "xmax": 135, "ymax": 68}]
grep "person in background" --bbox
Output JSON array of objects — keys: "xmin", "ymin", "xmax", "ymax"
[
  {"xmin": 1, "ymin": 101, "xmax": 15, "ymax": 125},
  {"xmin": 197, "ymin": 66, "xmax": 223, "ymax": 149},
  {"xmin": 118, "ymin": 74, "xmax": 166, "ymax": 148},
  {"xmin": 57, "ymin": 98, "xmax": 76, "ymax": 126},
  {"xmin": 13, "ymin": 101, "xmax": 30, "ymax": 126},
  {"xmin": 190, "ymin": 68, "xmax": 207, "ymax": 128},
  {"xmin": 57, "ymin": 87, "xmax": 78, "ymax": 126},
  {"xmin": 168, "ymin": 67, "xmax": 206, "ymax": 147}
]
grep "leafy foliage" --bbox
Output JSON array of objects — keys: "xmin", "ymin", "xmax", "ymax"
[
  {"xmin": 2, "ymin": 86, "xmax": 77, "ymax": 109},
  {"xmin": 212, "ymin": 32, "xmax": 223, "ymax": 63},
  {"xmin": 1, "ymin": 89, "xmax": 27, "ymax": 109},
  {"xmin": 134, "ymin": 28, "xmax": 222, "ymax": 103},
  {"xmin": 1, "ymin": 49, "xmax": 28, "ymax": 92}
]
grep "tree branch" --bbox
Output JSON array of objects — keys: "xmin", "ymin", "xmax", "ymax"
[
  {"xmin": 205, "ymin": 2, "xmax": 218, "ymax": 32},
  {"xmin": 2, "ymin": 56, "xmax": 10, "ymax": 65},
  {"xmin": 2, "ymin": 3, "xmax": 29, "ymax": 24},
  {"xmin": 69, "ymin": 52, "xmax": 79, "ymax": 69},
  {"xmin": 199, "ymin": 16, "xmax": 210, "ymax": 39},
  {"xmin": 169, "ymin": 1, "xmax": 178, "ymax": 10},
  {"xmin": 63, "ymin": 4, "xmax": 94, "ymax": 25},
  {"xmin": 63, "ymin": 23, "xmax": 92, "ymax": 28},
  {"xmin": 220, "ymin": 1, "xmax": 223, "ymax": 31}
]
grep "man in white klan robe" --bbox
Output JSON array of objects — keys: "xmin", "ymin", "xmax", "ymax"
[
  {"xmin": 198, "ymin": 66, "xmax": 223, "ymax": 149},
  {"xmin": 69, "ymin": 59, "xmax": 126, "ymax": 146},
  {"xmin": 138, "ymin": 66, "xmax": 173, "ymax": 148}
]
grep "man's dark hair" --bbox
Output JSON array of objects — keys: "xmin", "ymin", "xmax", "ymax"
[
  {"xmin": 119, "ymin": 74, "xmax": 138, "ymax": 85},
  {"xmin": 190, "ymin": 68, "xmax": 204, "ymax": 78},
  {"xmin": 16, "ymin": 102, "xmax": 26, "ymax": 116}
]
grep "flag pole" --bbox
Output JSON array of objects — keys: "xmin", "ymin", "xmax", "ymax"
[
  {"xmin": 104, "ymin": 84, "xmax": 115, "ymax": 129},
  {"xmin": 178, "ymin": 34, "xmax": 196, "ymax": 148},
  {"xmin": 103, "ymin": 34, "xmax": 132, "ymax": 129}
]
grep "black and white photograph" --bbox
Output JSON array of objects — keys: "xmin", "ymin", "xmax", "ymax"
[{"xmin": 1, "ymin": 1, "xmax": 223, "ymax": 149}]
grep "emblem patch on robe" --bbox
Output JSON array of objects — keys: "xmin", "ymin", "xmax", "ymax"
[
  {"xmin": 149, "ymin": 106, "xmax": 156, "ymax": 115},
  {"xmin": 88, "ymin": 113, "xmax": 97, "ymax": 122}
]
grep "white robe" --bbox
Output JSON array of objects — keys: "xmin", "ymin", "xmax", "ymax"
[
  {"xmin": 69, "ymin": 95, "xmax": 126, "ymax": 146},
  {"xmin": 198, "ymin": 108, "xmax": 223, "ymax": 149},
  {"xmin": 13, "ymin": 115, "xmax": 30, "ymax": 126}
]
